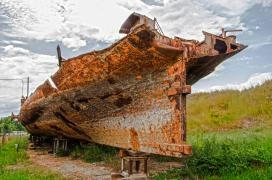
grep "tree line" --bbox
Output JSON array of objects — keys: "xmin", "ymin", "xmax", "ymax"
[{"xmin": 0, "ymin": 117, "xmax": 25, "ymax": 134}]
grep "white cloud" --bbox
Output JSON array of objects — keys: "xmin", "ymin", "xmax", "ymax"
[
  {"xmin": 0, "ymin": 45, "xmax": 57, "ymax": 95},
  {"xmin": 62, "ymin": 36, "xmax": 86, "ymax": 51},
  {"xmin": 2, "ymin": 45, "xmax": 29, "ymax": 56},
  {"xmin": 1, "ymin": 0, "xmax": 271, "ymax": 49},
  {"xmin": 2, "ymin": 40, "xmax": 27, "ymax": 45},
  {"xmin": 117, "ymin": 0, "xmax": 150, "ymax": 11},
  {"xmin": 0, "ymin": 0, "xmax": 271, "ymax": 117},
  {"xmin": 257, "ymin": 0, "xmax": 272, "ymax": 6},
  {"xmin": 206, "ymin": 0, "xmax": 254, "ymax": 16},
  {"xmin": 202, "ymin": 0, "xmax": 272, "ymax": 16},
  {"xmin": 0, "ymin": 0, "xmax": 130, "ymax": 50},
  {"xmin": 148, "ymin": 0, "xmax": 271, "ymax": 39},
  {"xmin": 248, "ymin": 41, "xmax": 272, "ymax": 49},
  {"xmin": 196, "ymin": 72, "xmax": 272, "ymax": 92},
  {"xmin": 0, "ymin": 45, "xmax": 58, "ymax": 116},
  {"xmin": 0, "ymin": 43, "xmax": 59, "ymax": 116}
]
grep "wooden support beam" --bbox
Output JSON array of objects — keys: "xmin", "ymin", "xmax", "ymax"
[{"xmin": 120, "ymin": 154, "xmax": 149, "ymax": 177}]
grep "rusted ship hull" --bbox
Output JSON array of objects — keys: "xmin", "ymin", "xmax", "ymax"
[{"xmin": 19, "ymin": 13, "xmax": 246, "ymax": 157}]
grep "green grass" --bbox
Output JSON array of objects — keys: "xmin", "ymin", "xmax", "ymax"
[
  {"xmin": 187, "ymin": 80, "xmax": 272, "ymax": 133},
  {"xmin": 0, "ymin": 169, "xmax": 63, "ymax": 180},
  {"xmin": 69, "ymin": 143, "xmax": 120, "ymax": 170},
  {"xmin": 69, "ymin": 143, "xmax": 118, "ymax": 163},
  {"xmin": 0, "ymin": 137, "xmax": 63, "ymax": 180},
  {"xmin": 210, "ymin": 166, "xmax": 272, "ymax": 180},
  {"xmin": 155, "ymin": 128, "xmax": 272, "ymax": 179},
  {"xmin": 2, "ymin": 81, "xmax": 269, "ymax": 179},
  {"xmin": 0, "ymin": 137, "xmax": 28, "ymax": 165},
  {"xmin": 154, "ymin": 81, "xmax": 272, "ymax": 179},
  {"xmin": 83, "ymin": 145, "xmax": 118, "ymax": 163}
]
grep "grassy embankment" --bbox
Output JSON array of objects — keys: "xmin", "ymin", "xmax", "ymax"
[
  {"xmin": 0, "ymin": 137, "xmax": 62, "ymax": 180},
  {"xmin": 155, "ymin": 80, "xmax": 272, "ymax": 179}
]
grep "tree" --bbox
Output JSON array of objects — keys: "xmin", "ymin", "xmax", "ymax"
[{"xmin": 0, "ymin": 117, "xmax": 25, "ymax": 133}]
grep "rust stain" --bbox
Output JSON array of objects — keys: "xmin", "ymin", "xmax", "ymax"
[
  {"xmin": 18, "ymin": 12, "xmax": 247, "ymax": 157},
  {"xmin": 130, "ymin": 128, "xmax": 140, "ymax": 151}
]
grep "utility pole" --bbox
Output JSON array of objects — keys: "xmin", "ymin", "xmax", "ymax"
[
  {"xmin": 0, "ymin": 78, "xmax": 24, "ymax": 97},
  {"xmin": 0, "ymin": 77, "xmax": 30, "ymax": 105},
  {"xmin": 27, "ymin": 77, "xmax": 30, "ymax": 98}
]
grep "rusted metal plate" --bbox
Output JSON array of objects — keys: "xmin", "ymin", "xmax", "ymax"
[{"xmin": 19, "ymin": 13, "xmax": 246, "ymax": 157}]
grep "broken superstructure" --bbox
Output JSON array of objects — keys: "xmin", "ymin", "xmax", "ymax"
[{"xmin": 19, "ymin": 13, "xmax": 246, "ymax": 157}]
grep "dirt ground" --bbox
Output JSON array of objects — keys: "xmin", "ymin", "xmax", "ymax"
[
  {"xmin": 27, "ymin": 149, "xmax": 184, "ymax": 179},
  {"xmin": 28, "ymin": 149, "xmax": 113, "ymax": 179}
]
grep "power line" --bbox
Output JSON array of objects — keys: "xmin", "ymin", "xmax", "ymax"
[{"xmin": 0, "ymin": 78, "xmax": 29, "ymax": 97}]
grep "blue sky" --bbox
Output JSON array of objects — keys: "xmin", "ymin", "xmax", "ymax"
[{"xmin": 0, "ymin": 0, "xmax": 271, "ymax": 116}]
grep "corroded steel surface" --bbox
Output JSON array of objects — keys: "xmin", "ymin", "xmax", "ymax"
[{"xmin": 19, "ymin": 13, "xmax": 246, "ymax": 157}]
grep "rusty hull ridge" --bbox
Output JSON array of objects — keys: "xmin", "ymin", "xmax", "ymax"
[{"xmin": 19, "ymin": 13, "xmax": 246, "ymax": 157}]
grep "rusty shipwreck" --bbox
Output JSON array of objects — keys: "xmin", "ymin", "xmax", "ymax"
[{"xmin": 19, "ymin": 13, "xmax": 246, "ymax": 157}]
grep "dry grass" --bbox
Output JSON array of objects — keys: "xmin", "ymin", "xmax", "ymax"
[{"xmin": 187, "ymin": 80, "xmax": 272, "ymax": 134}]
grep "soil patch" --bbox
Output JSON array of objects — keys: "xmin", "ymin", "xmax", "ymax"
[{"xmin": 28, "ymin": 149, "xmax": 112, "ymax": 179}]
